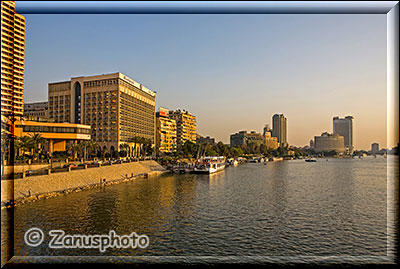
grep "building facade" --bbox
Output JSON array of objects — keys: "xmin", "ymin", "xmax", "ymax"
[
  {"xmin": 263, "ymin": 125, "xmax": 279, "ymax": 149},
  {"xmin": 272, "ymin": 114, "xmax": 287, "ymax": 147},
  {"xmin": 168, "ymin": 109, "xmax": 196, "ymax": 147},
  {"xmin": 13, "ymin": 120, "xmax": 91, "ymax": 154},
  {"xmin": 314, "ymin": 132, "xmax": 345, "ymax": 153},
  {"xmin": 196, "ymin": 134, "xmax": 216, "ymax": 145},
  {"xmin": 156, "ymin": 107, "xmax": 177, "ymax": 153},
  {"xmin": 230, "ymin": 131, "xmax": 265, "ymax": 147},
  {"xmin": 370, "ymin": 143, "xmax": 379, "ymax": 154},
  {"xmin": 23, "ymin": 101, "xmax": 48, "ymax": 120},
  {"xmin": 48, "ymin": 73, "xmax": 156, "ymax": 152},
  {"xmin": 333, "ymin": 116, "xmax": 353, "ymax": 153},
  {"xmin": 1, "ymin": 1, "xmax": 25, "ymax": 119}
]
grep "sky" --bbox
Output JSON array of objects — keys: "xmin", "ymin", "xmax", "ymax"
[{"xmin": 19, "ymin": 12, "xmax": 388, "ymax": 149}]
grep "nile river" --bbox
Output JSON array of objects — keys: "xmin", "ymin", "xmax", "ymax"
[{"xmin": 3, "ymin": 156, "xmax": 398, "ymax": 264}]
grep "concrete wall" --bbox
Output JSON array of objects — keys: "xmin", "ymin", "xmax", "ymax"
[{"xmin": 1, "ymin": 160, "xmax": 167, "ymax": 207}]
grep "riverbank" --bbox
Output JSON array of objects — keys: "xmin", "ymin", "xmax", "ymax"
[{"xmin": 1, "ymin": 160, "xmax": 169, "ymax": 209}]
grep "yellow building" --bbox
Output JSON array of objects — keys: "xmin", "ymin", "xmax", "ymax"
[
  {"xmin": 169, "ymin": 109, "xmax": 196, "ymax": 147},
  {"xmin": 1, "ymin": 1, "xmax": 25, "ymax": 119},
  {"xmin": 156, "ymin": 108, "xmax": 177, "ymax": 153},
  {"xmin": 264, "ymin": 132, "xmax": 279, "ymax": 150},
  {"xmin": 48, "ymin": 72, "xmax": 156, "ymax": 153},
  {"xmin": 13, "ymin": 120, "xmax": 91, "ymax": 154}
]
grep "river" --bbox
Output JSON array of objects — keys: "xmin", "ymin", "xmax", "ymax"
[{"xmin": 3, "ymin": 156, "xmax": 398, "ymax": 264}]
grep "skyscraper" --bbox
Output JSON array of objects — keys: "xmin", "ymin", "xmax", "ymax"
[
  {"xmin": 1, "ymin": 1, "xmax": 25, "ymax": 119},
  {"xmin": 272, "ymin": 114, "xmax": 287, "ymax": 147},
  {"xmin": 333, "ymin": 116, "xmax": 353, "ymax": 153}
]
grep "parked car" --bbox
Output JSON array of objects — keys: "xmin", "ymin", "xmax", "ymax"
[{"xmin": 25, "ymin": 170, "xmax": 37, "ymax": 175}]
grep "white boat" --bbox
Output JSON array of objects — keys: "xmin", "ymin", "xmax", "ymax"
[{"xmin": 193, "ymin": 156, "xmax": 226, "ymax": 174}]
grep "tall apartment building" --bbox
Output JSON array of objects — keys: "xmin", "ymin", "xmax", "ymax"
[
  {"xmin": 48, "ymin": 73, "xmax": 156, "ymax": 151},
  {"xmin": 156, "ymin": 107, "xmax": 177, "ymax": 153},
  {"xmin": 168, "ymin": 109, "xmax": 196, "ymax": 147},
  {"xmin": 24, "ymin": 101, "xmax": 48, "ymax": 120},
  {"xmin": 1, "ymin": 1, "xmax": 25, "ymax": 120},
  {"xmin": 272, "ymin": 114, "xmax": 287, "ymax": 147},
  {"xmin": 333, "ymin": 116, "xmax": 353, "ymax": 153}
]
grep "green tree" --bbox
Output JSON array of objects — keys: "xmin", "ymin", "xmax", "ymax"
[
  {"xmin": 28, "ymin": 133, "xmax": 47, "ymax": 161},
  {"xmin": 67, "ymin": 143, "xmax": 81, "ymax": 160}
]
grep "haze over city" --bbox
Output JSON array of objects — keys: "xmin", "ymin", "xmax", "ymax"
[{"xmin": 20, "ymin": 11, "xmax": 387, "ymax": 149}]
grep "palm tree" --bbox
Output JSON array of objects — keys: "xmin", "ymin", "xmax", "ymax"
[
  {"xmin": 128, "ymin": 136, "xmax": 139, "ymax": 158},
  {"xmin": 67, "ymin": 143, "xmax": 81, "ymax": 160},
  {"xmin": 29, "ymin": 133, "xmax": 47, "ymax": 161},
  {"xmin": 86, "ymin": 140, "xmax": 99, "ymax": 160},
  {"xmin": 119, "ymin": 143, "xmax": 129, "ymax": 157}
]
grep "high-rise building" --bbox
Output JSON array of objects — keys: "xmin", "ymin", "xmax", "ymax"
[
  {"xmin": 48, "ymin": 72, "xmax": 156, "ymax": 151},
  {"xmin": 333, "ymin": 116, "xmax": 353, "ymax": 153},
  {"xmin": 156, "ymin": 107, "xmax": 177, "ymax": 153},
  {"xmin": 1, "ymin": 1, "xmax": 25, "ymax": 119},
  {"xmin": 314, "ymin": 132, "xmax": 345, "ymax": 153},
  {"xmin": 370, "ymin": 143, "xmax": 379, "ymax": 154},
  {"xmin": 272, "ymin": 114, "xmax": 287, "ymax": 147},
  {"xmin": 169, "ymin": 109, "xmax": 196, "ymax": 148}
]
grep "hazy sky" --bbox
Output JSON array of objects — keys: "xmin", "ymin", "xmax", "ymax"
[{"xmin": 20, "ymin": 13, "xmax": 387, "ymax": 149}]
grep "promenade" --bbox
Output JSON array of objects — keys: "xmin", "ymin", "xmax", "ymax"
[{"xmin": 1, "ymin": 160, "xmax": 168, "ymax": 208}]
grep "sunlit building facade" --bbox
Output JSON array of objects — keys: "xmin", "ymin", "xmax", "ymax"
[
  {"xmin": 156, "ymin": 107, "xmax": 177, "ymax": 153},
  {"xmin": 48, "ymin": 73, "xmax": 156, "ymax": 152},
  {"xmin": 1, "ymin": 1, "xmax": 25, "ymax": 120},
  {"xmin": 169, "ymin": 109, "xmax": 196, "ymax": 147}
]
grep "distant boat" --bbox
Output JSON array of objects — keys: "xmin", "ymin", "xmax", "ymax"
[
  {"xmin": 305, "ymin": 158, "xmax": 317, "ymax": 162},
  {"xmin": 272, "ymin": 157, "xmax": 283, "ymax": 162}
]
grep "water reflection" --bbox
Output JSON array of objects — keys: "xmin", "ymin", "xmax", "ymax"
[{"xmin": 10, "ymin": 157, "xmax": 393, "ymax": 259}]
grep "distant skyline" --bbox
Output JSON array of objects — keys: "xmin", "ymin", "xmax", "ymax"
[{"xmin": 19, "ymin": 9, "xmax": 388, "ymax": 149}]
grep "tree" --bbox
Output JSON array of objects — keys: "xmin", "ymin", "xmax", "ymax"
[
  {"xmin": 67, "ymin": 143, "xmax": 81, "ymax": 160},
  {"xmin": 86, "ymin": 140, "xmax": 100, "ymax": 159},
  {"xmin": 28, "ymin": 133, "xmax": 47, "ymax": 161},
  {"xmin": 119, "ymin": 143, "xmax": 129, "ymax": 157}
]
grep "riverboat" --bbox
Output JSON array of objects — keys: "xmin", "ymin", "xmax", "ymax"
[{"xmin": 193, "ymin": 156, "xmax": 226, "ymax": 174}]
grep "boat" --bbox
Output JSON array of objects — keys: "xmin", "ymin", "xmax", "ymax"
[
  {"xmin": 232, "ymin": 160, "xmax": 239, "ymax": 166},
  {"xmin": 193, "ymin": 156, "xmax": 226, "ymax": 174},
  {"xmin": 305, "ymin": 158, "xmax": 317, "ymax": 162},
  {"xmin": 272, "ymin": 157, "xmax": 283, "ymax": 162}
]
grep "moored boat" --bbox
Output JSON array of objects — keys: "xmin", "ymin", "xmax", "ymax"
[{"xmin": 193, "ymin": 156, "xmax": 226, "ymax": 174}]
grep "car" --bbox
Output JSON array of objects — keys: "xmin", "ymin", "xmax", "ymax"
[
  {"xmin": 25, "ymin": 170, "xmax": 37, "ymax": 175},
  {"xmin": 67, "ymin": 164, "xmax": 78, "ymax": 169}
]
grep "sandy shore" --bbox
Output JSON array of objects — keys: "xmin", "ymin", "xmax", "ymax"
[{"xmin": 1, "ymin": 160, "xmax": 168, "ymax": 208}]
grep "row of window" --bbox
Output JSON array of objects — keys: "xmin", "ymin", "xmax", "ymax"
[{"xmin": 17, "ymin": 125, "xmax": 90, "ymax": 134}]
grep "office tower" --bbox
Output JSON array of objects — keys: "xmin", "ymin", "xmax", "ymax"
[
  {"xmin": 48, "ymin": 72, "xmax": 156, "ymax": 151},
  {"xmin": 156, "ymin": 107, "xmax": 177, "ymax": 153},
  {"xmin": 333, "ymin": 116, "xmax": 353, "ymax": 153},
  {"xmin": 1, "ymin": 1, "xmax": 25, "ymax": 119},
  {"xmin": 272, "ymin": 114, "xmax": 287, "ymax": 147},
  {"xmin": 169, "ymin": 109, "xmax": 196, "ymax": 147}
]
